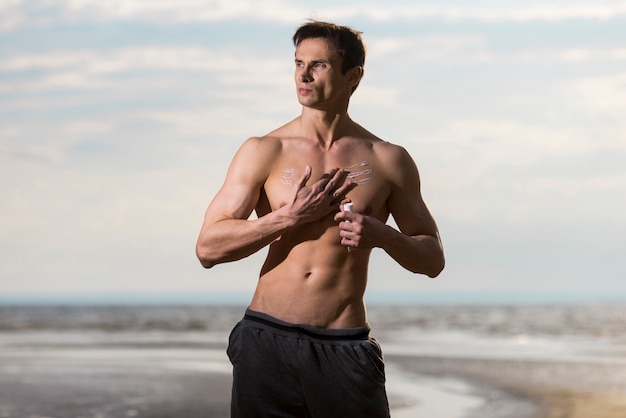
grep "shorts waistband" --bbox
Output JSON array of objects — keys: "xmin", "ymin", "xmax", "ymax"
[{"xmin": 243, "ymin": 308, "xmax": 371, "ymax": 341}]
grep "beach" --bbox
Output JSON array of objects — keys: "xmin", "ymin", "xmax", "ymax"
[
  {"xmin": 384, "ymin": 355, "xmax": 626, "ymax": 418},
  {"xmin": 1, "ymin": 303, "xmax": 625, "ymax": 417}
]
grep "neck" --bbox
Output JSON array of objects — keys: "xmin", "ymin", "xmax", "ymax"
[{"xmin": 299, "ymin": 106, "xmax": 352, "ymax": 149}]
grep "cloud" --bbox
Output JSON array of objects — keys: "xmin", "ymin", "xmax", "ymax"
[
  {"xmin": 0, "ymin": 46, "xmax": 283, "ymax": 73},
  {"xmin": 528, "ymin": 173, "xmax": 626, "ymax": 196},
  {"xmin": 0, "ymin": 47, "xmax": 290, "ymax": 95},
  {"xmin": 3, "ymin": 0, "xmax": 626, "ymax": 32},
  {"xmin": 568, "ymin": 72, "xmax": 626, "ymax": 118},
  {"xmin": 2, "ymin": 0, "xmax": 626, "ymax": 297},
  {"xmin": 367, "ymin": 34, "xmax": 487, "ymax": 61}
]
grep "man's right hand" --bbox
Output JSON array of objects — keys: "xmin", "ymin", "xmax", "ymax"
[{"xmin": 287, "ymin": 166, "xmax": 357, "ymax": 224}]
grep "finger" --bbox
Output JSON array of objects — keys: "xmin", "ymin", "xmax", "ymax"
[
  {"xmin": 330, "ymin": 181, "xmax": 358, "ymax": 201},
  {"xmin": 323, "ymin": 168, "xmax": 347, "ymax": 194},
  {"xmin": 302, "ymin": 165, "xmax": 312, "ymax": 185},
  {"xmin": 330, "ymin": 170, "xmax": 356, "ymax": 197},
  {"xmin": 297, "ymin": 165, "xmax": 312, "ymax": 188},
  {"xmin": 338, "ymin": 198, "xmax": 352, "ymax": 209},
  {"xmin": 343, "ymin": 212, "xmax": 356, "ymax": 223},
  {"xmin": 333, "ymin": 169, "xmax": 350, "ymax": 187},
  {"xmin": 334, "ymin": 210, "xmax": 355, "ymax": 223},
  {"xmin": 290, "ymin": 166, "xmax": 312, "ymax": 203},
  {"xmin": 341, "ymin": 235, "xmax": 356, "ymax": 250}
]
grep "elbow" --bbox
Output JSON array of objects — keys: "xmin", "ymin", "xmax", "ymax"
[
  {"xmin": 426, "ymin": 257, "xmax": 445, "ymax": 278},
  {"xmin": 415, "ymin": 251, "xmax": 445, "ymax": 278},
  {"xmin": 425, "ymin": 241, "xmax": 445, "ymax": 278},
  {"xmin": 407, "ymin": 235, "xmax": 444, "ymax": 278},
  {"xmin": 195, "ymin": 245, "xmax": 218, "ymax": 269}
]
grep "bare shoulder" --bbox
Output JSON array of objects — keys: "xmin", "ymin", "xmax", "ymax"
[
  {"xmin": 235, "ymin": 129, "xmax": 287, "ymax": 163},
  {"xmin": 368, "ymin": 137, "xmax": 418, "ymax": 184},
  {"xmin": 372, "ymin": 139, "xmax": 411, "ymax": 160},
  {"xmin": 229, "ymin": 118, "xmax": 304, "ymax": 182},
  {"xmin": 353, "ymin": 123, "xmax": 411, "ymax": 160},
  {"xmin": 239, "ymin": 134, "xmax": 282, "ymax": 155}
]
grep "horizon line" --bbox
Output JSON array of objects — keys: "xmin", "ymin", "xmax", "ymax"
[{"xmin": 0, "ymin": 290, "xmax": 624, "ymax": 306}]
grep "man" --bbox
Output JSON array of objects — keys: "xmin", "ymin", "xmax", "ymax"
[{"xmin": 196, "ymin": 20, "xmax": 444, "ymax": 418}]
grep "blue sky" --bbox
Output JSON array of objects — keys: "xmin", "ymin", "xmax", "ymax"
[{"xmin": 1, "ymin": 1, "xmax": 625, "ymax": 302}]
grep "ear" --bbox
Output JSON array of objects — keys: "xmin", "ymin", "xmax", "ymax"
[{"xmin": 348, "ymin": 66, "xmax": 364, "ymax": 89}]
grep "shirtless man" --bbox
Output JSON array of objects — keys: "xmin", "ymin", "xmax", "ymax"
[{"xmin": 196, "ymin": 21, "xmax": 444, "ymax": 418}]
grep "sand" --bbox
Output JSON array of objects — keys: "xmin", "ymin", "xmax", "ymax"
[
  {"xmin": 386, "ymin": 354, "xmax": 626, "ymax": 418},
  {"xmin": 2, "ymin": 347, "xmax": 626, "ymax": 417},
  {"xmin": 3, "ymin": 358, "xmax": 626, "ymax": 418},
  {"xmin": 0, "ymin": 370, "xmax": 232, "ymax": 418},
  {"xmin": 538, "ymin": 390, "xmax": 626, "ymax": 418}
]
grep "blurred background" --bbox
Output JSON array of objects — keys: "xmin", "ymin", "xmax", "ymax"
[{"xmin": 1, "ymin": 0, "xmax": 625, "ymax": 305}]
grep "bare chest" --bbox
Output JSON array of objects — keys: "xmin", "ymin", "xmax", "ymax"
[{"xmin": 262, "ymin": 144, "xmax": 392, "ymax": 220}]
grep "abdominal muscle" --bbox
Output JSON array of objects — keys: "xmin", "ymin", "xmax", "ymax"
[{"xmin": 248, "ymin": 223, "xmax": 371, "ymax": 329}]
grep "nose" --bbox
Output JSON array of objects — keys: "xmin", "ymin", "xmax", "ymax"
[{"xmin": 298, "ymin": 66, "xmax": 312, "ymax": 82}]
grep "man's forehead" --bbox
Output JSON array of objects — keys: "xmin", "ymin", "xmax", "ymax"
[{"xmin": 295, "ymin": 38, "xmax": 340, "ymax": 60}]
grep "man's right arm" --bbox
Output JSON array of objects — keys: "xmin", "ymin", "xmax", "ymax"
[
  {"xmin": 195, "ymin": 137, "xmax": 290, "ymax": 268},
  {"xmin": 195, "ymin": 137, "xmax": 355, "ymax": 269}
]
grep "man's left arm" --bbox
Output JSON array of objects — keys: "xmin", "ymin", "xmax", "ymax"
[{"xmin": 335, "ymin": 146, "xmax": 444, "ymax": 277}]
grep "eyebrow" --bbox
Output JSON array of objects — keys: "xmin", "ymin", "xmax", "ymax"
[{"xmin": 294, "ymin": 58, "xmax": 329, "ymax": 65}]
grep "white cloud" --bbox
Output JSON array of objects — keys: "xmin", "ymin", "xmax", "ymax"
[
  {"xmin": 560, "ymin": 47, "xmax": 626, "ymax": 62},
  {"xmin": 0, "ymin": 47, "xmax": 244, "ymax": 73},
  {"xmin": 100, "ymin": 2, "xmax": 626, "ymax": 23},
  {"xmin": 137, "ymin": 107, "xmax": 276, "ymax": 136},
  {"xmin": 63, "ymin": 120, "xmax": 117, "ymax": 135},
  {"xmin": 21, "ymin": 0, "xmax": 307, "ymax": 25},
  {"xmin": 0, "ymin": 47, "xmax": 289, "ymax": 93},
  {"xmin": 417, "ymin": 115, "xmax": 626, "ymax": 225},
  {"xmin": 2, "ymin": 0, "xmax": 626, "ymax": 296},
  {"xmin": 430, "ymin": 119, "xmax": 593, "ymax": 166},
  {"xmin": 528, "ymin": 173, "xmax": 626, "ymax": 196},
  {"xmin": 0, "ymin": 0, "xmax": 23, "ymax": 31},
  {"xmin": 358, "ymin": 35, "xmax": 626, "ymax": 69},
  {"xmin": 3, "ymin": 0, "xmax": 626, "ymax": 31},
  {"xmin": 0, "ymin": 125, "xmax": 20, "ymax": 138},
  {"xmin": 568, "ymin": 72, "xmax": 626, "ymax": 118},
  {"xmin": 368, "ymin": 34, "xmax": 487, "ymax": 60}
]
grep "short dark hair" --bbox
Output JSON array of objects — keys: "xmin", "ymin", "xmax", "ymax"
[{"xmin": 292, "ymin": 20, "xmax": 366, "ymax": 75}]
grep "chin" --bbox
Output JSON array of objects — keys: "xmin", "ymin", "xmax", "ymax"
[{"xmin": 297, "ymin": 97, "xmax": 315, "ymax": 107}]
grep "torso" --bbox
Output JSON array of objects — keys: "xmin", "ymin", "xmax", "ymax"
[{"xmin": 248, "ymin": 120, "xmax": 398, "ymax": 328}]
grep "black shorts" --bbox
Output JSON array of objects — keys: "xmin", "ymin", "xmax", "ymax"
[{"xmin": 227, "ymin": 309, "xmax": 390, "ymax": 418}]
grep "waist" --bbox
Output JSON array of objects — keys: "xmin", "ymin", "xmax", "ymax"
[
  {"xmin": 250, "ymin": 271, "xmax": 368, "ymax": 328},
  {"xmin": 243, "ymin": 308, "xmax": 371, "ymax": 341}
]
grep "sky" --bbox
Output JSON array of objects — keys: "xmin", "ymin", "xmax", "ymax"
[{"xmin": 1, "ymin": 0, "xmax": 625, "ymax": 303}]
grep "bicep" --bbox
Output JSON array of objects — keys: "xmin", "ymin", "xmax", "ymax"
[
  {"xmin": 202, "ymin": 138, "xmax": 271, "ymax": 224},
  {"xmin": 387, "ymin": 149, "xmax": 439, "ymax": 238},
  {"xmin": 203, "ymin": 181, "xmax": 260, "ymax": 224}
]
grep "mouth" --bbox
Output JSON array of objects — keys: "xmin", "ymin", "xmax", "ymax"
[{"xmin": 298, "ymin": 87, "xmax": 312, "ymax": 95}]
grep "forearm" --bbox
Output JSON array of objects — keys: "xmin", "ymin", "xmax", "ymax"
[
  {"xmin": 379, "ymin": 225, "xmax": 444, "ymax": 278},
  {"xmin": 196, "ymin": 208, "xmax": 295, "ymax": 268}
]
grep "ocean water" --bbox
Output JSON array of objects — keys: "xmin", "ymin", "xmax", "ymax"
[
  {"xmin": 1, "ymin": 303, "xmax": 625, "ymax": 417},
  {"xmin": 367, "ymin": 303, "xmax": 626, "ymax": 363},
  {"xmin": 3, "ymin": 302, "xmax": 625, "ymax": 338}
]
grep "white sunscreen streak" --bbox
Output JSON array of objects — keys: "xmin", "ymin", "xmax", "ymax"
[
  {"xmin": 345, "ymin": 161, "xmax": 373, "ymax": 184},
  {"xmin": 280, "ymin": 161, "xmax": 373, "ymax": 186},
  {"xmin": 281, "ymin": 168, "xmax": 296, "ymax": 185}
]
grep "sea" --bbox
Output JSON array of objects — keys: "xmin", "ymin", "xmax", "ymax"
[{"xmin": 1, "ymin": 300, "xmax": 625, "ymax": 417}]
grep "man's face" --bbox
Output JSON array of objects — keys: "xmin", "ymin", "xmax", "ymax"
[{"xmin": 294, "ymin": 38, "xmax": 354, "ymax": 109}]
